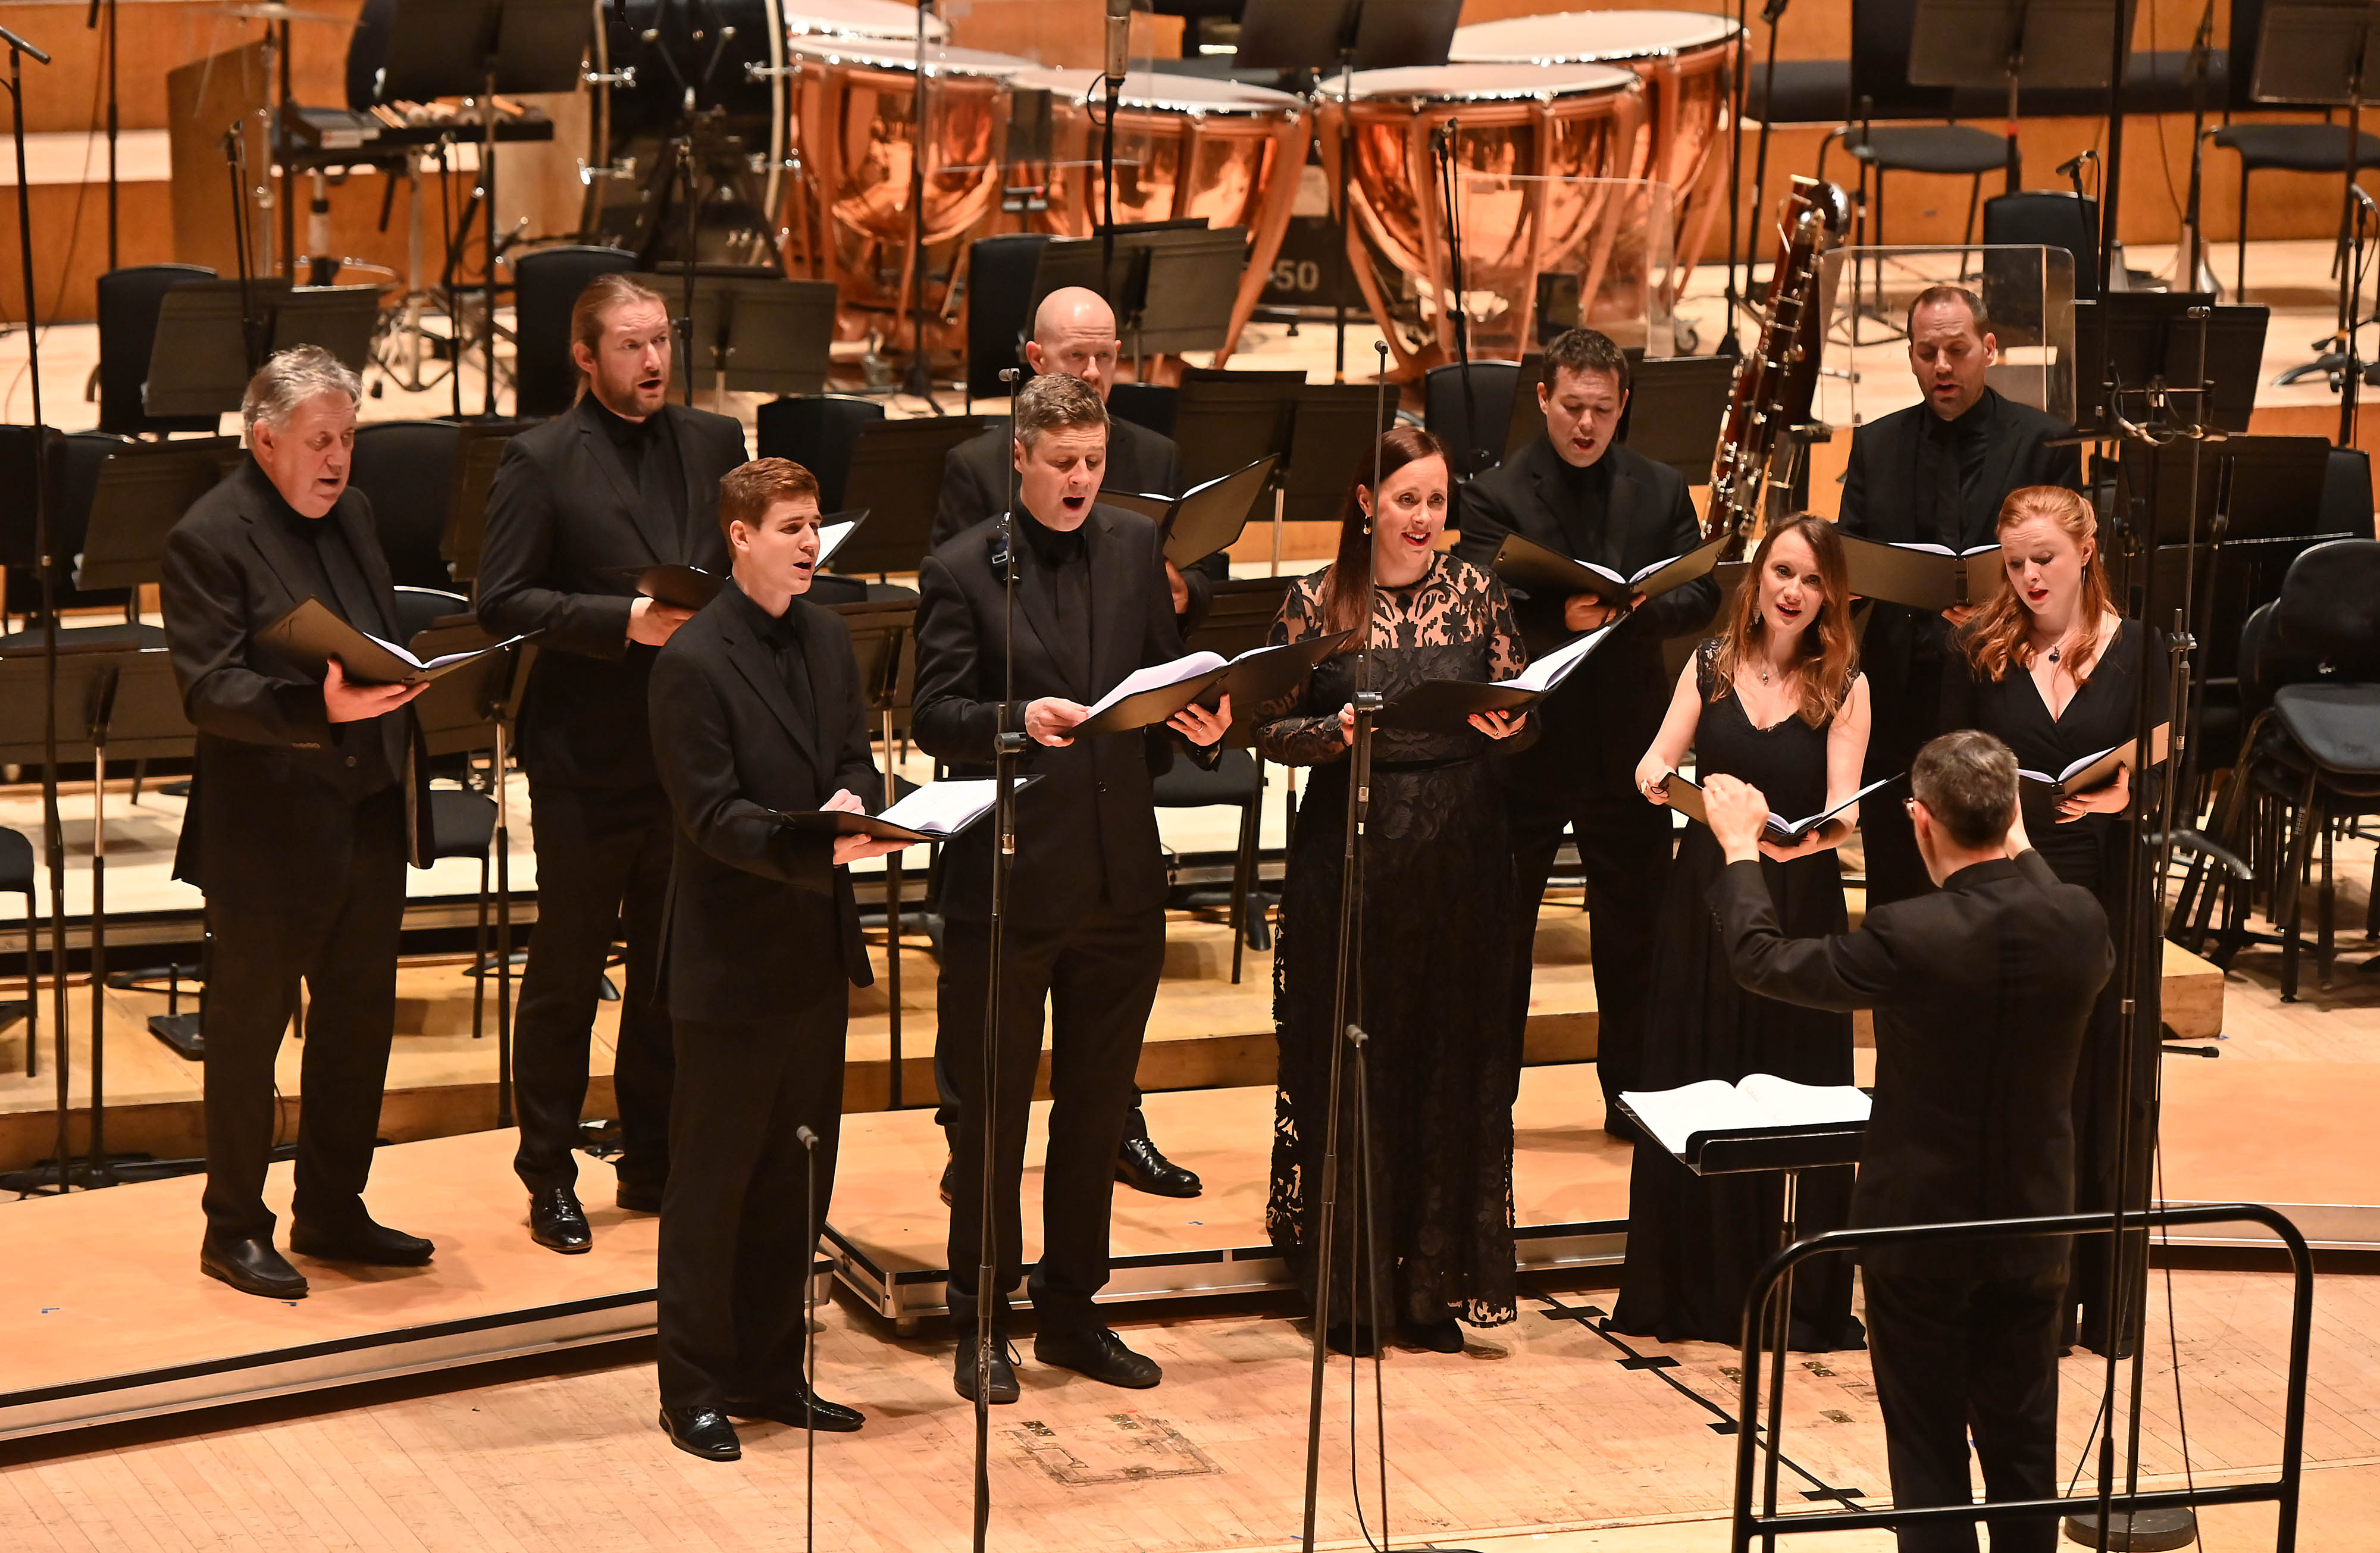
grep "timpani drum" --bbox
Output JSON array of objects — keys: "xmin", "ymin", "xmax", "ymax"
[
  {"xmin": 783, "ymin": 0, "xmax": 949, "ymax": 40},
  {"xmin": 1449, "ymin": 10, "xmax": 1740, "ymax": 283},
  {"xmin": 779, "ymin": 36, "xmax": 1033, "ymax": 340},
  {"xmin": 1315, "ymin": 63, "xmax": 1645, "ymax": 375},
  {"xmin": 1004, "ymin": 68, "xmax": 1309, "ymax": 365}
]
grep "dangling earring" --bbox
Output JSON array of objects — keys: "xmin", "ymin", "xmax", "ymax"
[
  {"xmin": 1360, "ymin": 501, "xmax": 1371, "ymax": 535},
  {"xmin": 1751, "ymin": 608, "xmax": 1763, "ymax": 627}
]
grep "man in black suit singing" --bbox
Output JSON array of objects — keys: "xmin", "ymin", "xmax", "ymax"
[
  {"xmin": 478, "ymin": 273, "xmax": 750, "ymax": 1252},
  {"xmin": 1837, "ymin": 284, "xmax": 2083, "ymax": 907},
  {"xmin": 929, "ymin": 283, "xmax": 1206, "ymax": 1199},
  {"xmin": 1454, "ymin": 327, "xmax": 1717, "ymax": 1126},
  {"xmin": 1703, "ymin": 731, "xmax": 2111, "ymax": 1553},
  {"xmin": 644, "ymin": 457, "xmax": 905, "ymax": 1462},
  {"xmin": 161, "ymin": 346, "xmax": 436, "ymax": 1298},
  {"xmin": 914, "ymin": 372, "xmax": 1229, "ymax": 1402}
]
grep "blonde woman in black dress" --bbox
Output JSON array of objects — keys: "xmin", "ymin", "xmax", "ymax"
[
  {"xmin": 1612, "ymin": 513, "xmax": 1872, "ymax": 1350},
  {"xmin": 1943, "ymin": 484, "xmax": 2164, "ymax": 1354}
]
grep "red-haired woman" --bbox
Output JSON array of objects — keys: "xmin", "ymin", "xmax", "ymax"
[
  {"xmin": 1613, "ymin": 512, "xmax": 1872, "ymax": 1350},
  {"xmin": 1255, "ymin": 426, "xmax": 1531, "ymax": 1356},
  {"xmin": 1943, "ymin": 484, "xmax": 2165, "ymax": 1355}
]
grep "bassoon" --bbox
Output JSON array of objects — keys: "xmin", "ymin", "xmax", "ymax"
[{"xmin": 1705, "ymin": 175, "xmax": 1852, "ymax": 556}]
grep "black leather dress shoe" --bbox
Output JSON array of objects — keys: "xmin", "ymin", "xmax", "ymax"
[
  {"xmin": 1115, "ymin": 1127, "xmax": 1201, "ymax": 1199},
  {"xmin": 527, "ymin": 1187, "xmax": 593, "ymax": 1254},
  {"xmin": 200, "ymin": 1235, "xmax": 308, "ymax": 1299},
  {"xmin": 1035, "ymin": 1325, "xmax": 1161, "ymax": 1388},
  {"xmin": 952, "ymin": 1339, "xmax": 1020, "ymax": 1404},
  {"xmin": 289, "ymin": 1216, "xmax": 433, "ymax": 1267},
  {"xmin": 723, "ymin": 1388, "xmax": 865, "ymax": 1433},
  {"xmin": 617, "ymin": 1182, "xmax": 665, "ymax": 1214},
  {"xmin": 658, "ymin": 1405, "xmax": 741, "ymax": 1461},
  {"xmin": 938, "ymin": 1153, "xmax": 954, "ymax": 1207}
]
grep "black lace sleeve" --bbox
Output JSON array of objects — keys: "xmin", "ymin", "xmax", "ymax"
[{"xmin": 1255, "ymin": 574, "xmax": 1352, "ymax": 766}]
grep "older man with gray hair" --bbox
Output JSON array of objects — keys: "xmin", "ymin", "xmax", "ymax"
[{"xmin": 161, "ymin": 345, "xmax": 436, "ymax": 1300}]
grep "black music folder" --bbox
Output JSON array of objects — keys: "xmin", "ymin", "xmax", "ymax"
[
  {"xmin": 1840, "ymin": 534, "xmax": 2005, "ymax": 612},
  {"xmin": 2019, "ymin": 723, "xmax": 2171, "ymax": 800},
  {"xmin": 775, "ymin": 777, "xmax": 1034, "ymax": 843},
  {"xmin": 1372, "ymin": 620, "xmax": 1615, "ymax": 734},
  {"xmin": 1070, "ymin": 632, "xmax": 1352, "ymax": 738},
  {"xmin": 1662, "ymin": 772, "xmax": 1894, "ymax": 846},
  {"xmin": 1491, "ymin": 531, "xmax": 1730, "ymax": 607},
  {"xmin": 609, "ymin": 512, "xmax": 868, "ymax": 609},
  {"xmin": 1100, "ymin": 455, "xmax": 1277, "ymax": 566},
  {"xmin": 261, "ymin": 597, "xmax": 524, "ymax": 685}
]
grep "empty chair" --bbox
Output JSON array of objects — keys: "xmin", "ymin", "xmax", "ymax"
[
  {"xmin": 965, "ymin": 233, "xmax": 1049, "ymax": 409},
  {"xmin": 2213, "ymin": 0, "xmax": 2380, "ymax": 296},
  {"xmin": 351, "ymin": 419, "xmax": 465, "ymax": 589},
  {"xmin": 755, "ymin": 394, "xmax": 886, "ymax": 513},
  {"xmin": 95, "ymin": 264, "xmax": 219, "ymax": 436},
  {"xmin": 1981, "ymin": 191, "xmax": 2101, "ymax": 305},
  {"xmin": 1151, "ymin": 749, "xmax": 1267, "ymax": 984},
  {"xmin": 1108, "ymin": 381, "xmax": 1179, "ymax": 442},
  {"xmin": 512, "ymin": 246, "xmax": 637, "ymax": 418},
  {"xmin": 392, "ymin": 585, "xmax": 471, "ymax": 642},
  {"xmin": 1424, "ymin": 361, "xmax": 1522, "ymax": 480}
]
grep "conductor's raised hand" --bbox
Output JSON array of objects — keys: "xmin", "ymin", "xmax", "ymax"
[
  {"xmin": 1468, "ymin": 708, "xmax": 1525, "ymax": 740},
  {"xmin": 1702, "ymin": 773, "xmax": 1774, "ymax": 864},
  {"xmin": 627, "ymin": 596, "xmax": 694, "ymax": 646},
  {"xmin": 1026, "ymin": 696, "xmax": 1089, "ymax": 747},
  {"xmin": 1169, "ymin": 693, "xmax": 1230, "ymax": 747},
  {"xmin": 322, "ymin": 657, "xmax": 427, "ymax": 723}
]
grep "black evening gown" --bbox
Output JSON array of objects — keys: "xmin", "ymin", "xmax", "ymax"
[
  {"xmin": 1257, "ymin": 553, "xmax": 1527, "ymax": 1330},
  {"xmin": 1611, "ymin": 641, "xmax": 1865, "ymax": 1351},
  {"xmin": 1943, "ymin": 619, "xmax": 2165, "ymax": 1353}
]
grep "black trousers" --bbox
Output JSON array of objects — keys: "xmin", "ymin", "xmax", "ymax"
[
  {"xmin": 200, "ymin": 786, "xmax": 408, "ymax": 1242},
  {"xmin": 1505, "ymin": 779, "xmax": 1670, "ymax": 1112},
  {"xmin": 511, "ymin": 781, "xmax": 675, "ymax": 1196},
  {"xmin": 1864, "ymin": 1266, "xmax": 2066, "ymax": 1553},
  {"xmin": 937, "ymin": 903, "xmax": 1162, "ymax": 1335},
  {"xmin": 657, "ymin": 1000, "xmax": 848, "ymax": 1410},
  {"xmin": 1862, "ymin": 659, "xmax": 1941, "ymax": 909}
]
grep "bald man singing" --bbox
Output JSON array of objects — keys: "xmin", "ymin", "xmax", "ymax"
[{"xmin": 926, "ymin": 286, "xmax": 1215, "ymax": 1201}]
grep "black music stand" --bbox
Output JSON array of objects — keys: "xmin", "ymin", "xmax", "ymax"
[
  {"xmin": 378, "ymin": 0, "xmax": 589, "ymax": 415},
  {"xmin": 0, "ymin": 647, "xmax": 194, "ymax": 1176},
  {"xmin": 1614, "ymin": 1094, "xmax": 1868, "ymax": 1545},
  {"xmin": 143, "ymin": 280, "xmax": 293, "ymax": 421},
  {"xmin": 75, "ymin": 440, "xmax": 240, "ymax": 597},
  {"xmin": 834, "ymin": 598, "xmax": 918, "ymax": 1107},
  {"xmin": 1908, "ymin": 0, "xmax": 2134, "ymax": 190},
  {"xmin": 2072, "ymin": 294, "xmax": 2269, "ymax": 434},
  {"xmin": 2249, "ymin": 3, "xmax": 2380, "ymax": 437},
  {"xmin": 682, "ymin": 274, "xmax": 838, "ymax": 399},
  {"xmin": 1281, "ymin": 383, "xmax": 1398, "ymax": 522},
  {"xmin": 832, "ymin": 417, "xmax": 988, "ymax": 577},
  {"xmin": 1615, "ymin": 355, "xmax": 1738, "ymax": 484},
  {"xmin": 269, "ymin": 283, "xmax": 381, "ymax": 371}
]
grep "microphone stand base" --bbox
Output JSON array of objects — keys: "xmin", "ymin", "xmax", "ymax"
[
  {"xmin": 2060, "ymin": 1507, "xmax": 2198, "ymax": 1551},
  {"xmin": 148, "ymin": 1012, "xmax": 205, "ymax": 1060}
]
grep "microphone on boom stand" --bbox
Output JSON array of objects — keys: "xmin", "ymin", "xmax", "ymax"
[{"xmin": 1100, "ymin": 0, "xmax": 1128, "ymax": 279}]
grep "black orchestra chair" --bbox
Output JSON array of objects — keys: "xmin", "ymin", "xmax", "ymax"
[
  {"xmin": 352, "ymin": 421, "xmax": 465, "ymax": 589},
  {"xmin": 2197, "ymin": 540, "xmax": 2380, "ymax": 998},
  {"xmin": 411, "ymin": 631, "xmax": 535, "ymax": 1041},
  {"xmin": 1981, "ymin": 192, "xmax": 2102, "ymax": 303},
  {"xmin": 93, "ymin": 264, "xmax": 220, "ymax": 436},
  {"xmin": 1153, "ymin": 749, "xmax": 1266, "ymax": 984},
  {"xmin": 1424, "ymin": 361, "xmax": 1521, "ymax": 480},
  {"xmin": 512, "ymin": 245, "xmax": 635, "ymax": 418},
  {"xmin": 755, "ymin": 394, "xmax": 885, "ymax": 513},
  {"xmin": 1108, "ymin": 382, "xmax": 1179, "ymax": 442},
  {"xmin": 2212, "ymin": 0, "xmax": 2380, "ymax": 298},
  {"xmin": 1, "ymin": 825, "xmax": 36, "ymax": 1078},
  {"xmin": 964, "ymin": 233, "xmax": 1047, "ymax": 410}
]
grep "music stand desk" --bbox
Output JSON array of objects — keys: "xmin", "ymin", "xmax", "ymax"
[
  {"xmin": 75, "ymin": 439, "xmax": 241, "ymax": 594},
  {"xmin": 834, "ymin": 417, "xmax": 987, "ymax": 578}
]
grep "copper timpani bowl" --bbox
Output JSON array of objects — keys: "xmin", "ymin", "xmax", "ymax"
[
  {"xmin": 1314, "ymin": 62, "xmax": 1645, "ymax": 374},
  {"xmin": 1006, "ymin": 67, "xmax": 1310, "ymax": 365},
  {"xmin": 1449, "ymin": 10, "xmax": 1741, "ymax": 284}
]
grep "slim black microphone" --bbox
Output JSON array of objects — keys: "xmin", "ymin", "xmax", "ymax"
[
  {"xmin": 1104, "ymin": 0, "xmax": 1130, "ymax": 84},
  {"xmin": 2055, "ymin": 151, "xmax": 2095, "ymax": 179}
]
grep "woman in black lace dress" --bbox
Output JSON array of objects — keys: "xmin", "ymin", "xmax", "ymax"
[
  {"xmin": 1256, "ymin": 426, "xmax": 1532, "ymax": 1355},
  {"xmin": 1612, "ymin": 513, "xmax": 1872, "ymax": 1350},
  {"xmin": 1941, "ymin": 484, "xmax": 2165, "ymax": 1354}
]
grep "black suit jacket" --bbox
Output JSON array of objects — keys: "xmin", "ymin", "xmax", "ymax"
[
  {"xmin": 648, "ymin": 585, "xmax": 879, "ymax": 1024},
  {"xmin": 912, "ymin": 505, "xmax": 1198, "ymax": 927},
  {"xmin": 1839, "ymin": 389, "xmax": 2083, "ymax": 762},
  {"xmin": 1712, "ymin": 848, "xmax": 2112, "ymax": 1277},
  {"xmin": 475, "ymin": 396, "xmax": 749, "ymax": 791},
  {"xmin": 161, "ymin": 459, "xmax": 430, "ymax": 903},
  {"xmin": 1454, "ymin": 436, "xmax": 1716, "ymax": 795}
]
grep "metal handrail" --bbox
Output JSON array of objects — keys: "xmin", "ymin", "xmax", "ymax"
[{"xmin": 1729, "ymin": 1201, "xmax": 2313, "ymax": 1552}]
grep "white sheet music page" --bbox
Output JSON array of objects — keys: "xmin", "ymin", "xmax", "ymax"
[
  {"xmin": 875, "ymin": 779, "xmax": 1003, "ymax": 837},
  {"xmin": 1080, "ymin": 651, "xmax": 1229, "ymax": 720}
]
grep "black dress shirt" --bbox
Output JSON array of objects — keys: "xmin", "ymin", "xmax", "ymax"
[
  {"xmin": 1915, "ymin": 394, "xmax": 1997, "ymax": 549},
  {"xmin": 258, "ymin": 475, "xmax": 403, "ymax": 791},
  {"xmin": 586, "ymin": 395, "xmax": 689, "ymax": 534},
  {"xmin": 1016, "ymin": 506, "xmax": 1092, "ymax": 676}
]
